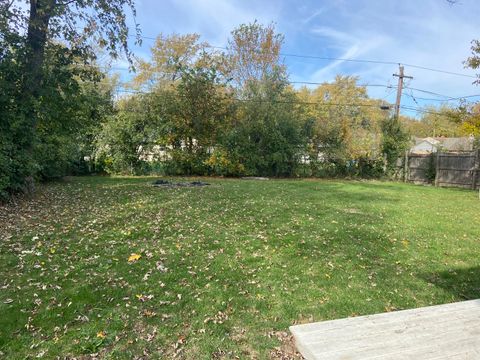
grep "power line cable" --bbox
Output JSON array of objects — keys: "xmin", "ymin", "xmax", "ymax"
[
  {"xmin": 130, "ymin": 33, "xmax": 477, "ymax": 79},
  {"xmin": 113, "ymin": 87, "xmax": 468, "ymax": 121},
  {"xmin": 401, "ymin": 63, "xmax": 475, "ymax": 79},
  {"xmin": 289, "ymin": 81, "xmax": 393, "ymax": 88},
  {"xmin": 113, "ymin": 88, "xmax": 391, "ymax": 109},
  {"xmin": 403, "ymin": 86, "xmax": 455, "ymax": 99},
  {"xmin": 405, "ymin": 93, "xmax": 480, "ymax": 102},
  {"xmin": 399, "ymin": 105, "xmax": 461, "ymax": 120}
]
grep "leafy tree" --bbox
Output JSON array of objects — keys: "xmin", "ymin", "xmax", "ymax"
[
  {"xmin": 418, "ymin": 106, "xmax": 462, "ymax": 137},
  {"xmin": 463, "ymin": 38, "xmax": 480, "ymax": 144},
  {"xmin": 381, "ymin": 116, "xmax": 410, "ymax": 173},
  {"xmin": 296, "ymin": 76, "xmax": 388, "ymax": 175},
  {"xmin": 218, "ymin": 68, "xmax": 305, "ymax": 177},
  {"xmin": 97, "ymin": 63, "xmax": 232, "ymax": 175},
  {"xmin": 95, "ymin": 112, "xmax": 146, "ymax": 175},
  {"xmin": 95, "ymin": 92, "xmax": 163, "ymax": 174},
  {"xmin": 14, "ymin": 0, "xmax": 139, "ymax": 93},
  {"xmin": 132, "ymin": 33, "xmax": 216, "ymax": 89},
  {"xmin": 0, "ymin": 0, "xmax": 138, "ymax": 197},
  {"xmin": 465, "ymin": 39, "xmax": 480, "ymax": 85},
  {"xmin": 402, "ymin": 116, "xmax": 431, "ymax": 137},
  {"xmin": 199, "ymin": 22, "xmax": 305, "ymax": 177},
  {"xmin": 133, "ymin": 32, "xmax": 195, "ymax": 86},
  {"xmin": 0, "ymin": 30, "xmax": 31, "ymax": 197},
  {"xmin": 443, "ymin": 102, "xmax": 480, "ymax": 145},
  {"xmin": 31, "ymin": 43, "xmax": 113, "ymax": 177},
  {"xmin": 163, "ymin": 65, "xmax": 232, "ymax": 175},
  {"xmin": 227, "ymin": 21, "xmax": 285, "ymax": 92}
]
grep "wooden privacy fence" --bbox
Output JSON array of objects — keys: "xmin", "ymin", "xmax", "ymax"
[{"xmin": 397, "ymin": 150, "xmax": 480, "ymax": 189}]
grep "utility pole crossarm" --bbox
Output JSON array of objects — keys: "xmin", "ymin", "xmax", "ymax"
[{"xmin": 393, "ymin": 65, "xmax": 413, "ymax": 120}]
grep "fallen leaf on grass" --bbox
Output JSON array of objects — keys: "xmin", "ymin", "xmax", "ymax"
[
  {"xmin": 136, "ymin": 294, "xmax": 154, "ymax": 302},
  {"xmin": 128, "ymin": 253, "xmax": 141, "ymax": 262},
  {"xmin": 142, "ymin": 309, "xmax": 157, "ymax": 318},
  {"xmin": 156, "ymin": 261, "xmax": 168, "ymax": 272}
]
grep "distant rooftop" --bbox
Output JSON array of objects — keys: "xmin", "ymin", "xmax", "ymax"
[{"xmin": 412, "ymin": 136, "xmax": 474, "ymax": 152}]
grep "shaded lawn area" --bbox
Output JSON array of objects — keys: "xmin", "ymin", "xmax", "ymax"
[{"xmin": 1, "ymin": 176, "xmax": 479, "ymax": 359}]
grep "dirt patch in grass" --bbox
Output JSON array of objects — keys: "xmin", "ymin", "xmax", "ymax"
[
  {"xmin": 268, "ymin": 331, "xmax": 303, "ymax": 359},
  {"xmin": 152, "ymin": 179, "xmax": 210, "ymax": 187}
]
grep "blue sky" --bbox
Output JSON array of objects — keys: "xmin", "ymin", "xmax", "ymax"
[{"xmin": 115, "ymin": 0, "xmax": 480, "ymax": 116}]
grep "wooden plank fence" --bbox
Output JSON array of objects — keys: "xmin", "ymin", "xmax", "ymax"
[{"xmin": 397, "ymin": 150, "xmax": 480, "ymax": 190}]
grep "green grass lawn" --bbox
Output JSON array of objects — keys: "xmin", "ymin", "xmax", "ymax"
[{"xmin": 1, "ymin": 177, "xmax": 479, "ymax": 359}]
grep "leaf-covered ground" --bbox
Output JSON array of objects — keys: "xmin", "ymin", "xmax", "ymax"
[{"xmin": 1, "ymin": 176, "xmax": 479, "ymax": 359}]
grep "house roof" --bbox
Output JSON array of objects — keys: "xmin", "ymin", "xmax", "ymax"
[
  {"xmin": 438, "ymin": 137, "xmax": 472, "ymax": 151},
  {"xmin": 413, "ymin": 137, "xmax": 439, "ymax": 145},
  {"xmin": 412, "ymin": 137, "xmax": 473, "ymax": 151}
]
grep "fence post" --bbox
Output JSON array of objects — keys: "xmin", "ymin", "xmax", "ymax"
[
  {"xmin": 434, "ymin": 151, "xmax": 440, "ymax": 187},
  {"xmin": 404, "ymin": 151, "xmax": 408, "ymax": 183},
  {"xmin": 473, "ymin": 149, "xmax": 480, "ymax": 190}
]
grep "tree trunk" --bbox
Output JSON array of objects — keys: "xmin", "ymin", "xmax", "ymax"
[
  {"xmin": 23, "ymin": 0, "xmax": 56, "ymax": 108},
  {"xmin": 13, "ymin": 0, "xmax": 56, "ymax": 191}
]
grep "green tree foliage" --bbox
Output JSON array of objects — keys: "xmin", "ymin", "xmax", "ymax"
[
  {"xmin": 381, "ymin": 117, "xmax": 410, "ymax": 173},
  {"xmin": 95, "ymin": 113, "xmax": 146, "ymax": 175},
  {"xmin": 403, "ymin": 106, "xmax": 463, "ymax": 138},
  {"xmin": 97, "ymin": 64, "xmax": 232, "ymax": 175},
  {"xmin": 34, "ymin": 44, "xmax": 114, "ymax": 179},
  {"xmin": 0, "ymin": 35, "xmax": 114, "ymax": 199},
  {"xmin": 0, "ymin": 31, "xmax": 32, "ymax": 197},
  {"xmin": 217, "ymin": 69, "xmax": 305, "ymax": 176},
  {"xmin": 0, "ymin": 0, "xmax": 137, "ymax": 199},
  {"xmin": 296, "ymin": 76, "xmax": 389, "ymax": 176},
  {"xmin": 210, "ymin": 22, "xmax": 305, "ymax": 177},
  {"xmin": 459, "ymin": 104, "xmax": 480, "ymax": 139},
  {"xmin": 166, "ymin": 66, "xmax": 232, "ymax": 175},
  {"xmin": 95, "ymin": 22, "xmax": 398, "ymax": 179},
  {"xmin": 465, "ymin": 39, "xmax": 480, "ymax": 85},
  {"xmin": 226, "ymin": 21, "xmax": 285, "ymax": 93}
]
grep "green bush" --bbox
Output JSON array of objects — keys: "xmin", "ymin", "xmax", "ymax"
[
  {"xmin": 204, "ymin": 148, "xmax": 246, "ymax": 176},
  {"xmin": 163, "ymin": 150, "xmax": 209, "ymax": 176},
  {"xmin": 353, "ymin": 157, "xmax": 385, "ymax": 178},
  {"xmin": 381, "ymin": 117, "xmax": 410, "ymax": 174}
]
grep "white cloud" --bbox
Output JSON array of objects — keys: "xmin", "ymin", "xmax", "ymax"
[
  {"xmin": 306, "ymin": 26, "xmax": 390, "ymax": 83},
  {"xmin": 302, "ymin": 9, "xmax": 326, "ymax": 25},
  {"xmin": 310, "ymin": 26, "xmax": 355, "ymax": 45},
  {"xmin": 162, "ymin": 0, "xmax": 279, "ymax": 46}
]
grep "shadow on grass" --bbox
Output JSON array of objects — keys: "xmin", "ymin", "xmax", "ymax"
[{"xmin": 422, "ymin": 266, "xmax": 480, "ymax": 301}]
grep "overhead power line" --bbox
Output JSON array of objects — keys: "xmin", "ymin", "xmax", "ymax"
[
  {"xmin": 114, "ymin": 86, "xmax": 470, "ymax": 121},
  {"xmin": 113, "ymin": 88, "xmax": 467, "ymax": 121},
  {"xmin": 290, "ymin": 81, "xmax": 393, "ymax": 88},
  {"xmin": 130, "ymin": 33, "xmax": 477, "ymax": 79},
  {"xmin": 114, "ymin": 87, "xmax": 470, "ymax": 121},
  {"xmin": 77, "ymin": 65, "xmax": 480, "ymax": 105},
  {"xmin": 399, "ymin": 63, "xmax": 476, "ymax": 79},
  {"xmin": 404, "ymin": 92, "xmax": 480, "ymax": 102},
  {"xmin": 114, "ymin": 88, "xmax": 390, "ymax": 108},
  {"xmin": 399, "ymin": 105, "xmax": 462, "ymax": 120},
  {"xmin": 403, "ymin": 86, "xmax": 454, "ymax": 99}
]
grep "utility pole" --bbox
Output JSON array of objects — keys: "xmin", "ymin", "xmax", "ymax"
[{"xmin": 393, "ymin": 65, "xmax": 413, "ymax": 120}]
